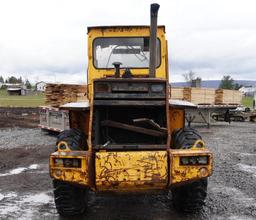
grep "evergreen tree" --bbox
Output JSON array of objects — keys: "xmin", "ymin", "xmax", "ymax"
[
  {"xmin": 219, "ymin": 75, "xmax": 234, "ymax": 89},
  {"xmin": 25, "ymin": 79, "xmax": 32, "ymax": 89}
]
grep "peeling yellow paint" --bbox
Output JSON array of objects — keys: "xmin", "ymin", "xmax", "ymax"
[
  {"xmin": 169, "ymin": 149, "xmax": 213, "ymax": 185},
  {"xmin": 95, "ymin": 151, "xmax": 168, "ymax": 192}
]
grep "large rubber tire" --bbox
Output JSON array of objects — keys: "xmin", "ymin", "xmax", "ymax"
[
  {"xmin": 171, "ymin": 127, "xmax": 202, "ymax": 149},
  {"xmin": 54, "ymin": 129, "xmax": 88, "ymax": 216},
  {"xmin": 171, "ymin": 179, "xmax": 207, "ymax": 212},
  {"xmin": 171, "ymin": 127, "xmax": 207, "ymax": 212},
  {"xmin": 53, "ymin": 180, "xmax": 88, "ymax": 216},
  {"xmin": 56, "ymin": 128, "xmax": 87, "ymax": 150}
]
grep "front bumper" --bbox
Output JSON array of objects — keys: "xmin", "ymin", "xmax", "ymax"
[{"xmin": 49, "ymin": 149, "xmax": 213, "ymax": 192}]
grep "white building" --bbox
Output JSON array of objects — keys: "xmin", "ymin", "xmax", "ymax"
[
  {"xmin": 239, "ymin": 86, "xmax": 256, "ymax": 95},
  {"xmin": 35, "ymin": 81, "xmax": 46, "ymax": 91}
]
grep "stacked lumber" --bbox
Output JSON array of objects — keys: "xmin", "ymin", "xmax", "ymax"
[
  {"xmin": 170, "ymin": 87, "xmax": 184, "ymax": 100},
  {"xmin": 183, "ymin": 87, "xmax": 215, "ymax": 104},
  {"xmin": 215, "ymin": 89, "xmax": 242, "ymax": 104},
  {"xmin": 171, "ymin": 86, "xmax": 243, "ymax": 105},
  {"xmin": 45, "ymin": 84, "xmax": 87, "ymax": 107}
]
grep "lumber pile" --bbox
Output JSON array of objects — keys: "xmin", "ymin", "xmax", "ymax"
[
  {"xmin": 183, "ymin": 87, "xmax": 215, "ymax": 104},
  {"xmin": 170, "ymin": 87, "xmax": 184, "ymax": 100},
  {"xmin": 171, "ymin": 87, "xmax": 242, "ymax": 105},
  {"xmin": 171, "ymin": 87, "xmax": 215, "ymax": 104},
  {"xmin": 215, "ymin": 89, "xmax": 242, "ymax": 104},
  {"xmin": 45, "ymin": 84, "xmax": 87, "ymax": 107}
]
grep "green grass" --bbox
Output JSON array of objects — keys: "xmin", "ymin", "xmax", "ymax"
[
  {"xmin": 0, "ymin": 89, "xmax": 45, "ymax": 107},
  {"xmin": 242, "ymin": 96, "xmax": 253, "ymax": 108}
]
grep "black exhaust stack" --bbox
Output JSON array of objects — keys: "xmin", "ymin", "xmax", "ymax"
[{"xmin": 149, "ymin": 3, "xmax": 160, "ymax": 78}]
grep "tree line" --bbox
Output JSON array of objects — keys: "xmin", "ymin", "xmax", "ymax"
[
  {"xmin": 183, "ymin": 71, "xmax": 242, "ymax": 90},
  {"xmin": 0, "ymin": 75, "xmax": 32, "ymax": 89}
]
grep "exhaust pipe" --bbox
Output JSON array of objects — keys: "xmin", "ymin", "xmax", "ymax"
[{"xmin": 149, "ymin": 3, "xmax": 160, "ymax": 78}]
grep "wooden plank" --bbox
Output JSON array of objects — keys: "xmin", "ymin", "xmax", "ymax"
[
  {"xmin": 133, "ymin": 118, "xmax": 167, "ymax": 132},
  {"xmin": 171, "ymin": 87, "xmax": 184, "ymax": 100},
  {"xmin": 215, "ymin": 89, "xmax": 242, "ymax": 104}
]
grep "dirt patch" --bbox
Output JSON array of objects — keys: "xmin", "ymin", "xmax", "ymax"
[{"xmin": 0, "ymin": 107, "xmax": 39, "ymax": 128}]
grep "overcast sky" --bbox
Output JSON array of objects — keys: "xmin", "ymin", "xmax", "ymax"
[{"xmin": 0, "ymin": 0, "xmax": 256, "ymax": 83}]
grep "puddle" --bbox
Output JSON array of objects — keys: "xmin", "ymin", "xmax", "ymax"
[
  {"xmin": 0, "ymin": 164, "xmax": 39, "ymax": 177},
  {"xmin": 236, "ymin": 163, "xmax": 256, "ymax": 175},
  {"xmin": 0, "ymin": 191, "xmax": 55, "ymax": 219},
  {"xmin": 23, "ymin": 193, "xmax": 51, "ymax": 204},
  {"xmin": 0, "ymin": 192, "xmax": 18, "ymax": 202}
]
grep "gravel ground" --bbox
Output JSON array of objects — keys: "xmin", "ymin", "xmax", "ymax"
[{"xmin": 0, "ymin": 109, "xmax": 255, "ymax": 220}]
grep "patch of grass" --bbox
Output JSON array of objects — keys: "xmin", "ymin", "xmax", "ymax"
[
  {"xmin": 0, "ymin": 89, "xmax": 45, "ymax": 107},
  {"xmin": 242, "ymin": 96, "xmax": 253, "ymax": 108}
]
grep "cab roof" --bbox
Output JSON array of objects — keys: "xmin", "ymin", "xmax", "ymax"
[{"xmin": 87, "ymin": 25, "xmax": 165, "ymax": 33}]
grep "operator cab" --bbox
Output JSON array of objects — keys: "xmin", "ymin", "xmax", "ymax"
[{"xmin": 86, "ymin": 25, "xmax": 169, "ymax": 151}]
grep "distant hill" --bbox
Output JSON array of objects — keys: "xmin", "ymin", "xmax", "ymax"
[{"xmin": 171, "ymin": 80, "xmax": 256, "ymax": 88}]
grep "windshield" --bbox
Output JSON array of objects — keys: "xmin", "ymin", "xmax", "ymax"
[{"xmin": 93, "ymin": 37, "xmax": 160, "ymax": 69}]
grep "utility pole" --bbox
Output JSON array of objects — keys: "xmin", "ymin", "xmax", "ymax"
[{"xmin": 253, "ymin": 91, "xmax": 256, "ymax": 109}]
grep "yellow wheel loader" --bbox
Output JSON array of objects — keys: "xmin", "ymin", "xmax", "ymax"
[{"xmin": 49, "ymin": 4, "xmax": 213, "ymax": 216}]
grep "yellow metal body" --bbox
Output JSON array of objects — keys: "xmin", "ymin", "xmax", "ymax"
[
  {"xmin": 50, "ymin": 146, "xmax": 213, "ymax": 191},
  {"xmin": 49, "ymin": 25, "xmax": 213, "ymax": 192},
  {"xmin": 169, "ymin": 149, "xmax": 213, "ymax": 185},
  {"xmin": 87, "ymin": 26, "xmax": 168, "ymax": 99},
  {"xmin": 95, "ymin": 151, "xmax": 168, "ymax": 192},
  {"xmin": 50, "ymin": 151, "xmax": 94, "ymax": 187}
]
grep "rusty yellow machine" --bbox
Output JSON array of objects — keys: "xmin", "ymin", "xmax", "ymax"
[{"xmin": 49, "ymin": 4, "xmax": 213, "ymax": 215}]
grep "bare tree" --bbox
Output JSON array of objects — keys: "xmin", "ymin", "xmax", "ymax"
[{"xmin": 183, "ymin": 70, "xmax": 196, "ymax": 86}]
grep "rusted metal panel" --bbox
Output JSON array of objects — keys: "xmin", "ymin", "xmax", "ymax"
[
  {"xmin": 169, "ymin": 107, "xmax": 185, "ymax": 136},
  {"xmin": 168, "ymin": 149, "xmax": 213, "ymax": 185},
  {"xmin": 93, "ymin": 100, "xmax": 165, "ymax": 106},
  {"xmin": 87, "ymin": 25, "xmax": 166, "ymax": 34},
  {"xmin": 49, "ymin": 151, "xmax": 94, "ymax": 188},
  {"xmin": 93, "ymin": 79, "xmax": 166, "ymax": 100},
  {"xmin": 112, "ymin": 83, "xmax": 149, "ymax": 92},
  {"xmin": 94, "ymin": 144, "xmax": 167, "ymax": 150},
  {"xmin": 94, "ymin": 93, "xmax": 165, "ymax": 99},
  {"xmin": 95, "ymin": 151, "xmax": 168, "ymax": 192},
  {"xmin": 69, "ymin": 110, "xmax": 90, "ymax": 136}
]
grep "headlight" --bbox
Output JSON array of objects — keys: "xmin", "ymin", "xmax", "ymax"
[
  {"xmin": 151, "ymin": 84, "xmax": 164, "ymax": 92},
  {"xmin": 180, "ymin": 157, "xmax": 189, "ymax": 165},
  {"xmin": 189, "ymin": 157, "xmax": 197, "ymax": 165},
  {"xmin": 180, "ymin": 156, "xmax": 209, "ymax": 165},
  {"xmin": 53, "ymin": 158, "xmax": 81, "ymax": 168},
  {"xmin": 197, "ymin": 156, "xmax": 208, "ymax": 165},
  {"xmin": 54, "ymin": 158, "xmax": 63, "ymax": 167}
]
